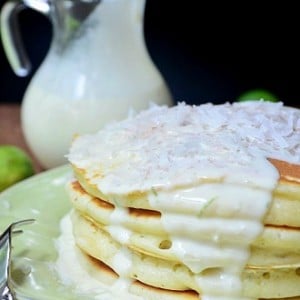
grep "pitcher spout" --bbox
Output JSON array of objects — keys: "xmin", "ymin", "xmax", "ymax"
[{"xmin": 50, "ymin": 0, "xmax": 101, "ymax": 51}]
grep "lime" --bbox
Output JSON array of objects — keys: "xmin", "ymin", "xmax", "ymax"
[
  {"xmin": 0, "ymin": 145, "xmax": 35, "ymax": 192},
  {"xmin": 237, "ymin": 89, "xmax": 279, "ymax": 102}
]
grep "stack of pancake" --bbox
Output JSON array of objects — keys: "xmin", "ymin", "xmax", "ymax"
[{"xmin": 66, "ymin": 102, "xmax": 300, "ymax": 299}]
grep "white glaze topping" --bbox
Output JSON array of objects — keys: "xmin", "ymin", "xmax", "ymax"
[
  {"xmin": 55, "ymin": 214, "xmax": 141, "ymax": 300},
  {"xmin": 68, "ymin": 101, "xmax": 300, "ymax": 194},
  {"xmin": 106, "ymin": 206, "xmax": 131, "ymax": 244}
]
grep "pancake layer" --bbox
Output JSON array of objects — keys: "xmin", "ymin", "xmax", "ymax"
[
  {"xmin": 71, "ymin": 209, "xmax": 300, "ymax": 299},
  {"xmin": 67, "ymin": 180, "xmax": 300, "ymax": 268}
]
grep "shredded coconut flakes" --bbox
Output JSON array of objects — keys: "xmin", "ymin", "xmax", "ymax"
[{"xmin": 68, "ymin": 101, "xmax": 300, "ymax": 194}]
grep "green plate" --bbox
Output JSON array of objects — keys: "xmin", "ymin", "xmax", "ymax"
[{"xmin": 0, "ymin": 165, "xmax": 77, "ymax": 299}]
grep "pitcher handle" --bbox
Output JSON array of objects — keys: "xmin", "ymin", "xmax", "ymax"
[{"xmin": 0, "ymin": 0, "xmax": 50, "ymax": 77}]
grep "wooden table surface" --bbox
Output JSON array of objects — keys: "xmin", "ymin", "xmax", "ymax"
[{"xmin": 0, "ymin": 104, "xmax": 43, "ymax": 173}]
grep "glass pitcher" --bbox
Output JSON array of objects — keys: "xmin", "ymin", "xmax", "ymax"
[{"xmin": 1, "ymin": 0, "xmax": 173, "ymax": 169}]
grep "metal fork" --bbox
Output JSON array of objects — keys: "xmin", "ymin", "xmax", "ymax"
[{"xmin": 0, "ymin": 219, "xmax": 35, "ymax": 300}]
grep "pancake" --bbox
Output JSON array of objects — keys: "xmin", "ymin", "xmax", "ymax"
[
  {"xmin": 67, "ymin": 177, "xmax": 300, "ymax": 231},
  {"xmin": 73, "ymin": 234, "xmax": 199, "ymax": 300},
  {"xmin": 78, "ymin": 251, "xmax": 300, "ymax": 300},
  {"xmin": 67, "ymin": 180, "xmax": 300, "ymax": 267},
  {"xmin": 72, "ymin": 159, "xmax": 300, "ymax": 222},
  {"xmin": 63, "ymin": 102, "xmax": 300, "ymax": 299},
  {"xmin": 71, "ymin": 210, "xmax": 300, "ymax": 299}
]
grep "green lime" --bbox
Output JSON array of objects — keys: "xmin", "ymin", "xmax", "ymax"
[
  {"xmin": 237, "ymin": 89, "xmax": 279, "ymax": 102},
  {"xmin": 0, "ymin": 145, "xmax": 35, "ymax": 192}
]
